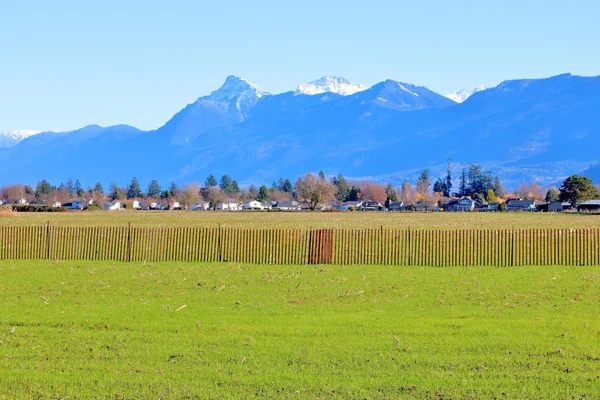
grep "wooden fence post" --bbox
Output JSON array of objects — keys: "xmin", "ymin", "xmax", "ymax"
[
  {"xmin": 407, "ymin": 226, "xmax": 411, "ymax": 266},
  {"xmin": 46, "ymin": 221, "xmax": 50, "ymax": 260},
  {"xmin": 218, "ymin": 223, "xmax": 222, "ymax": 262},
  {"xmin": 127, "ymin": 222, "xmax": 132, "ymax": 262},
  {"xmin": 510, "ymin": 226, "xmax": 515, "ymax": 267}
]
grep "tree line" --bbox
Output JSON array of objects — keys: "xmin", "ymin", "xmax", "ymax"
[{"xmin": 1, "ymin": 165, "xmax": 599, "ymax": 210}]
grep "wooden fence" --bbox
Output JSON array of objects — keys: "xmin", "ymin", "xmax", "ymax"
[{"xmin": 0, "ymin": 226, "xmax": 599, "ymax": 266}]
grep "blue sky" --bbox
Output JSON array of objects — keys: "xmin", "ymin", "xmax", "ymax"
[{"xmin": 1, "ymin": 0, "xmax": 599, "ymax": 132}]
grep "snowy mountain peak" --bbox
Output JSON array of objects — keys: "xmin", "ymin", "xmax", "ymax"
[
  {"xmin": 0, "ymin": 129, "xmax": 43, "ymax": 141},
  {"xmin": 446, "ymin": 85, "xmax": 486, "ymax": 103},
  {"xmin": 210, "ymin": 75, "xmax": 269, "ymax": 100},
  {"xmin": 296, "ymin": 76, "xmax": 367, "ymax": 96}
]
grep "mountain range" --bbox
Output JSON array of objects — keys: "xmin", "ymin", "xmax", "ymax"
[{"xmin": 1, "ymin": 73, "xmax": 599, "ymax": 189}]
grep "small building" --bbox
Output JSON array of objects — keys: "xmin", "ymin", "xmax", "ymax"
[
  {"xmin": 359, "ymin": 200, "xmax": 382, "ymax": 211},
  {"xmin": 217, "ymin": 199, "xmax": 240, "ymax": 211},
  {"xmin": 51, "ymin": 201, "xmax": 62, "ymax": 208},
  {"xmin": 16, "ymin": 198, "xmax": 28, "ymax": 205},
  {"xmin": 272, "ymin": 200, "xmax": 301, "ymax": 211},
  {"xmin": 104, "ymin": 201, "xmax": 123, "ymax": 211},
  {"xmin": 339, "ymin": 201, "xmax": 363, "ymax": 211},
  {"xmin": 505, "ymin": 199, "xmax": 536, "ymax": 212},
  {"xmin": 387, "ymin": 201, "xmax": 405, "ymax": 211},
  {"xmin": 192, "ymin": 202, "xmax": 210, "ymax": 211},
  {"xmin": 577, "ymin": 199, "xmax": 600, "ymax": 213},
  {"xmin": 243, "ymin": 200, "xmax": 266, "ymax": 210},
  {"xmin": 149, "ymin": 201, "xmax": 166, "ymax": 210},
  {"xmin": 415, "ymin": 199, "xmax": 438, "ymax": 212},
  {"xmin": 62, "ymin": 201, "xmax": 86, "ymax": 210},
  {"xmin": 445, "ymin": 197, "xmax": 475, "ymax": 212}
]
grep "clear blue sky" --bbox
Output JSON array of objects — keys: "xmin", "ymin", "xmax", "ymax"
[{"xmin": 1, "ymin": 0, "xmax": 598, "ymax": 132}]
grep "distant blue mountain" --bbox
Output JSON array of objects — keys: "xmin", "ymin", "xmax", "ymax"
[{"xmin": 1, "ymin": 73, "xmax": 598, "ymax": 188}]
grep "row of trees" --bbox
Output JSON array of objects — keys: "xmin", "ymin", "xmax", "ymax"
[{"xmin": 2, "ymin": 170, "xmax": 599, "ymax": 210}]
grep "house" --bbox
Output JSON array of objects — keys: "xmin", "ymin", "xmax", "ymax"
[
  {"xmin": 217, "ymin": 199, "xmax": 240, "ymax": 211},
  {"xmin": 339, "ymin": 201, "xmax": 363, "ymax": 211},
  {"xmin": 62, "ymin": 201, "xmax": 86, "ymax": 210},
  {"xmin": 271, "ymin": 200, "xmax": 301, "ymax": 211},
  {"xmin": 505, "ymin": 199, "xmax": 536, "ymax": 212},
  {"xmin": 192, "ymin": 202, "xmax": 210, "ymax": 211},
  {"xmin": 149, "ymin": 201, "xmax": 166, "ymax": 210},
  {"xmin": 16, "ymin": 198, "xmax": 28, "ymax": 205},
  {"xmin": 415, "ymin": 199, "xmax": 438, "ymax": 212},
  {"xmin": 104, "ymin": 201, "xmax": 123, "ymax": 211},
  {"xmin": 243, "ymin": 200, "xmax": 266, "ymax": 210},
  {"xmin": 577, "ymin": 199, "xmax": 600, "ymax": 213},
  {"xmin": 51, "ymin": 201, "xmax": 62, "ymax": 208},
  {"xmin": 359, "ymin": 201, "xmax": 382, "ymax": 211},
  {"xmin": 387, "ymin": 201, "xmax": 405, "ymax": 211},
  {"xmin": 445, "ymin": 197, "xmax": 475, "ymax": 212}
]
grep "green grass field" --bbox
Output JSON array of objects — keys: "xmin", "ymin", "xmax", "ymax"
[
  {"xmin": 1, "ymin": 261, "xmax": 599, "ymax": 398},
  {"xmin": 1, "ymin": 209, "xmax": 599, "ymax": 229}
]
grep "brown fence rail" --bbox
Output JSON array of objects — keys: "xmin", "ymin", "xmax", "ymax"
[{"xmin": 0, "ymin": 226, "xmax": 599, "ymax": 266}]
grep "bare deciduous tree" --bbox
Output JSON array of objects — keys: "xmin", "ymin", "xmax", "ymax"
[
  {"xmin": 295, "ymin": 173, "xmax": 336, "ymax": 210},
  {"xmin": 180, "ymin": 183, "xmax": 202, "ymax": 210},
  {"xmin": 359, "ymin": 182, "xmax": 387, "ymax": 203}
]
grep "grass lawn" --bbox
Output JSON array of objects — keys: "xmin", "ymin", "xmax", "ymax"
[
  {"xmin": 1, "ymin": 261, "xmax": 599, "ymax": 398},
  {"xmin": 1, "ymin": 209, "xmax": 599, "ymax": 230}
]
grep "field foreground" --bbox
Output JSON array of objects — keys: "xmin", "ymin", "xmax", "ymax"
[{"xmin": 1, "ymin": 261, "xmax": 599, "ymax": 399}]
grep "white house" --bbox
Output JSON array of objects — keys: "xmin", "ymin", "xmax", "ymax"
[
  {"xmin": 62, "ymin": 201, "xmax": 86, "ymax": 210},
  {"xmin": 51, "ymin": 201, "xmax": 62, "ymax": 208},
  {"xmin": 16, "ymin": 198, "xmax": 28, "ymax": 205},
  {"xmin": 505, "ymin": 199, "xmax": 536, "ymax": 212},
  {"xmin": 243, "ymin": 200, "xmax": 267, "ymax": 210},
  {"xmin": 104, "ymin": 201, "xmax": 123, "ymax": 211},
  {"xmin": 192, "ymin": 202, "xmax": 210, "ymax": 211},
  {"xmin": 339, "ymin": 201, "xmax": 363, "ymax": 211},
  {"xmin": 217, "ymin": 199, "xmax": 240, "ymax": 211},
  {"xmin": 271, "ymin": 200, "xmax": 301, "ymax": 211},
  {"xmin": 149, "ymin": 201, "xmax": 166, "ymax": 210}
]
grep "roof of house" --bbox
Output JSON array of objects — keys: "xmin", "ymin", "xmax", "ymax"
[{"xmin": 578, "ymin": 199, "xmax": 600, "ymax": 206}]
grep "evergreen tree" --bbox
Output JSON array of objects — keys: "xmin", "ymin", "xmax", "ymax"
[
  {"xmin": 332, "ymin": 174, "xmax": 351, "ymax": 201},
  {"xmin": 219, "ymin": 175, "xmax": 234, "ymax": 193},
  {"xmin": 545, "ymin": 188, "xmax": 560, "ymax": 203},
  {"xmin": 257, "ymin": 185, "xmax": 270, "ymax": 202},
  {"xmin": 24, "ymin": 185, "xmax": 34, "ymax": 196},
  {"xmin": 444, "ymin": 159, "xmax": 453, "ymax": 197},
  {"xmin": 231, "ymin": 180, "xmax": 241, "ymax": 193},
  {"xmin": 205, "ymin": 174, "xmax": 217, "ymax": 187},
  {"xmin": 93, "ymin": 182, "xmax": 104, "ymax": 195},
  {"xmin": 493, "ymin": 176, "xmax": 505, "ymax": 197},
  {"xmin": 385, "ymin": 183, "xmax": 398, "ymax": 202},
  {"xmin": 74, "ymin": 179, "xmax": 82, "ymax": 195},
  {"xmin": 282, "ymin": 179, "xmax": 293, "ymax": 193},
  {"xmin": 35, "ymin": 179, "xmax": 53, "ymax": 199},
  {"xmin": 318, "ymin": 170, "xmax": 326, "ymax": 180},
  {"xmin": 416, "ymin": 169, "xmax": 431, "ymax": 196},
  {"xmin": 169, "ymin": 182, "xmax": 179, "ymax": 198},
  {"xmin": 458, "ymin": 167, "xmax": 467, "ymax": 197},
  {"xmin": 147, "ymin": 180, "xmax": 161, "ymax": 198},
  {"xmin": 66, "ymin": 177, "xmax": 75, "ymax": 196},
  {"xmin": 467, "ymin": 164, "xmax": 483, "ymax": 197},
  {"xmin": 432, "ymin": 178, "xmax": 446, "ymax": 195},
  {"xmin": 559, "ymin": 175, "xmax": 599, "ymax": 207},
  {"xmin": 248, "ymin": 184, "xmax": 259, "ymax": 199},
  {"xmin": 348, "ymin": 186, "xmax": 360, "ymax": 201},
  {"xmin": 127, "ymin": 177, "xmax": 142, "ymax": 199},
  {"xmin": 109, "ymin": 182, "xmax": 125, "ymax": 200},
  {"xmin": 161, "ymin": 190, "xmax": 172, "ymax": 199},
  {"xmin": 76, "ymin": 188, "xmax": 85, "ymax": 197},
  {"xmin": 278, "ymin": 178, "xmax": 285, "ymax": 191}
]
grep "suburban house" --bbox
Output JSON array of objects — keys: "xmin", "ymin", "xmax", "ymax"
[
  {"xmin": 538, "ymin": 201, "xmax": 570, "ymax": 212},
  {"xmin": 104, "ymin": 201, "xmax": 123, "ymax": 211},
  {"xmin": 415, "ymin": 199, "xmax": 438, "ymax": 212},
  {"xmin": 243, "ymin": 200, "xmax": 270, "ymax": 210},
  {"xmin": 16, "ymin": 198, "xmax": 28, "ymax": 205},
  {"xmin": 505, "ymin": 199, "xmax": 536, "ymax": 212},
  {"xmin": 51, "ymin": 201, "xmax": 62, "ymax": 208},
  {"xmin": 444, "ymin": 197, "xmax": 475, "ymax": 212},
  {"xmin": 388, "ymin": 201, "xmax": 405, "ymax": 211},
  {"xmin": 339, "ymin": 201, "xmax": 363, "ymax": 210},
  {"xmin": 577, "ymin": 199, "xmax": 600, "ymax": 212},
  {"xmin": 271, "ymin": 200, "xmax": 301, "ymax": 211},
  {"xmin": 62, "ymin": 201, "xmax": 86, "ymax": 210},
  {"xmin": 192, "ymin": 202, "xmax": 210, "ymax": 211},
  {"xmin": 217, "ymin": 199, "xmax": 240, "ymax": 211},
  {"xmin": 475, "ymin": 202, "xmax": 500, "ymax": 212},
  {"xmin": 360, "ymin": 201, "xmax": 382, "ymax": 211},
  {"xmin": 149, "ymin": 201, "xmax": 166, "ymax": 210}
]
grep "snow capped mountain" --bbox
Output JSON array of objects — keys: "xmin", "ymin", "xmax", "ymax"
[
  {"xmin": 207, "ymin": 75, "xmax": 270, "ymax": 114},
  {"xmin": 0, "ymin": 130, "xmax": 44, "ymax": 148},
  {"xmin": 1, "ymin": 129, "xmax": 43, "ymax": 141},
  {"xmin": 296, "ymin": 76, "xmax": 367, "ymax": 96},
  {"xmin": 446, "ymin": 85, "xmax": 486, "ymax": 103}
]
